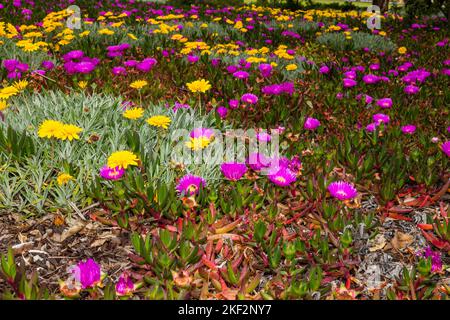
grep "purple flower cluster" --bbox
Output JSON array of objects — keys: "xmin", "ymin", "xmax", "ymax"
[
  {"xmin": 261, "ymin": 82, "xmax": 295, "ymax": 96},
  {"xmin": 63, "ymin": 50, "xmax": 99, "ymax": 74},
  {"xmin": 106, "ymin": 43, "xmax": 131, "ymax": 58},
  {"xmin": 115, "ymin": 57, "xmax": 157, "ymax": 75},
  {"xmin": 2, "ymin": 59, "xmax": 29, "ymax": 79}
]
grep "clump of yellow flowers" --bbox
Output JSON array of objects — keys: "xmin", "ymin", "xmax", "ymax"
[{"xmin": 38, "ymin": 120, "xmax": 83, "ymax": 141}]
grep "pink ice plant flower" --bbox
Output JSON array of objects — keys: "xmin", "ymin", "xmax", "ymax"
[
  {"xmin": 100, "ymin": 166, "xmax": 125, "ymax": 180},
  {"xmin": 76, "ymin": 259, "xmax": 101, "ymax": 289},
  {"xmin": 220, "ymin": 162, "xmax": 247, "ymax": 181},
  {"xmin": 328, "ymin": 181, "xmax": 358, "ymax": 200},
  {"xmin": 240, "ymin": 93, "xmax": 258, "ymax": 104},
  {"xmin": 115, "ymin": 273, "xmax": 135, "ymax": 296},
  {"xmin": 268, "ymin": 167, "xmax": 297, "ymax": 187},
  {"xmin": 417, "ymin": 247, "xmax": 443, "ymax": 273},
  {"xmin": 441, "ymin": 141, "xmax": 450, "ymax": 157},
  {"xmin": 304, "ymin": 117, "xmax": 321, "ymax": 130},
  {"xmin": 401, "ymin": 125, "xmax": 416, "ymax": 134},
  {"xmin": 376, "ymin": 98, "xmax": 393, "ymax": 109},
  {"xmin": 176, "ymin": 174, "xmax": 206, "ymax": 196}
]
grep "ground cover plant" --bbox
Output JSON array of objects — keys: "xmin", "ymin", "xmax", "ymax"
[{"xmin": 0, "ymin": 0, "xmax": 449, "ymax": 301}]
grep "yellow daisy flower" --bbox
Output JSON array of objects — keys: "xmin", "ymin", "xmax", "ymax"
[
  {"xmin": 123, "ymin": 107, "xmax": 144, "ymax": 120},
  {"xmin": 130, "ymin": 80, "xmax": 148, "ymax": 90},
  {"xmin": 38, "ymin": 120, "xmax": 64, "ymax": 139},
  {"xmin": 107, "ymin": 151, "xmax": 139, "ymax": 169},
  {"xmin": 185, "ymin": 137, "xmax": 211, "ymax": 151},
  {"xmin": 286, "ymin": 64, "xmax": 297, "ymax": 71},
  {"xmin": 186, "ymin": 79, "xmax": 211, "ymax": 93},
  {"xmin": 13, "ymin": 80, "xmax": 28, "ymax": 91},
  {"xmin": 0, "ymin": 86, "xmax": 19, "ymax": 100},
  {"xmin": 56, "ymin": 124, "xmax": 83, "ymax": 141},
  {"xmin": 57, "ymin": 173, "xmax": 74, "ymax": 186},
  {"xmin": 78, "ymin": 81, "xmax": 88, "ymax": 90},
  {"xmin": 0, "ymin": 100, "xmax": 7, "ymax": 112},
  {"xmin": 146, "ymin": 115, "xmax": 171, "ymax": 129}
]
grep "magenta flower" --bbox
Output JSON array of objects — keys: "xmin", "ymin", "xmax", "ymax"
[
  {"xmin": 16, "ymin": 62, "xmax": 29, "ymax": 73},
  {"xmin": 373, "ymin": 113, "xmax": 390, "ymax": 124},
  {"xmin": 402, "ymin": 69, "xmax": 431, "ymax": 84},
  {"xmin": 441, "ymin": 141, "xmax": 450, "ymax": 157},
  {"xmin": 173, "ymin": 102, "xmax": 190, "ymax": 112},
  {"xmin": 63, "ymin": 50, "xmax": 84, "ymax": 61},
  {"xmin": 229, "ymin": 99, "xmax": 239, "ymax": 109},
  {"xmin": 190, "ymin": 128, "xmax": 214, "ymax": 140},
  {"xmin": 247, "ymin": 152, "xmax": 271, "ymax": 171},
  {"xmin": 187, "ymin": 55, "xmax": 199, "ymax": 64},
  {"xmin": 227, "ymin": 65, "xmax": 238, "ymax": 73},
  {"xmin": 124, "ymin": 60, "xmax": 138, "ymax": 68},
  {"xmin": 211, "ymin": 58, "xmax": 220, "ymax": 67},
  {"xmin": 366, "ymin": 123, "xmax": 378, "ymax": 132},
  {"xmin": 268, "ymin": 167, "xmax": 297, "ymax": 187},
  {"xmin": 176, "ymin": 174, "xmax": 206, "ymax": 196},
  {"xmin": 216, "ymin": 106, "xmax": 228, "ymax": 118},
  {"xmin": 401, "ymin": 125, "xmax": 416, "ymax": 134},
  {"xmin": 304, "ymin": 117, "xmax": 320, "ymax": 130},
  {"xmin": 319, "ymin": 65, "xmax": 330, "ymax": 74},
  {"xmin": 76, "ymin": 259, "xmax": 101, "ymax": 289},
  {"xmin": 328, "ymin": 181, "xmax": 358, "ymax": 200},
  {"xmin": 364, "ymin": 94, "xmax": 373, "ymax": 104},
  {"xmin": 115, "ymin": 273, "xmax": 135, "ymax": 296},
  {"xmin": 262, "ymin": 82, "xmax": 294, "ymax": 96},
  {"xmin": 362, "ymin": 74, "xmax": 379, "ymax": 84},
  {"xmin": 3, "ymin": 59, "xmax": 19, "ymax": 72},
  {"xmin": 376, "ymin": 98, "xmax": 393, "ymax": 109},
  {"xmin": 369, "ymin": 63, "xmax": 380, "ymax": 71},
  {"xmin": 344, "ymin": 70, "xmax": 356, "ymax": 79},
  {"xmin": 100, "ymin": 166, "xmax": 125, "ymax": 180},
  {"xmin": 233, "ymin": 70, "xmax": 249, "ymax": 79},
  {"xmin": 343, "ymin": 78, "xmax": 357, "ymax": 88},
  {"xmin": 41, "ymin": 60, "xmax": 54, "ymax": 70},
  {"xmin": 404, "ymin": 85, "xmax": 420, "ymax": 95},
  {"xmin": 221, "ymin": 162, "xmax": 247, "ymax": 181},
  {"xmin": 417, "ymin": 247, "xmax": 443, "ymax": 273},
  {"xmin": 136, "ymin": 58, "xmax": 157, "ymax": 72},
  {"xmin": 256, "ymin": 131, "xmax": 271, "ymax": 142},
  {"xmin": 241, "ymin": 93, "xmax": 258, "ymax": 104},
  {"xmin": 259, "ymin": 63, "xmax": 272, "ymax": 77},
  {"xmin": 112, "ymin": 66, "xmax": 127, "ymax": 76}
]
